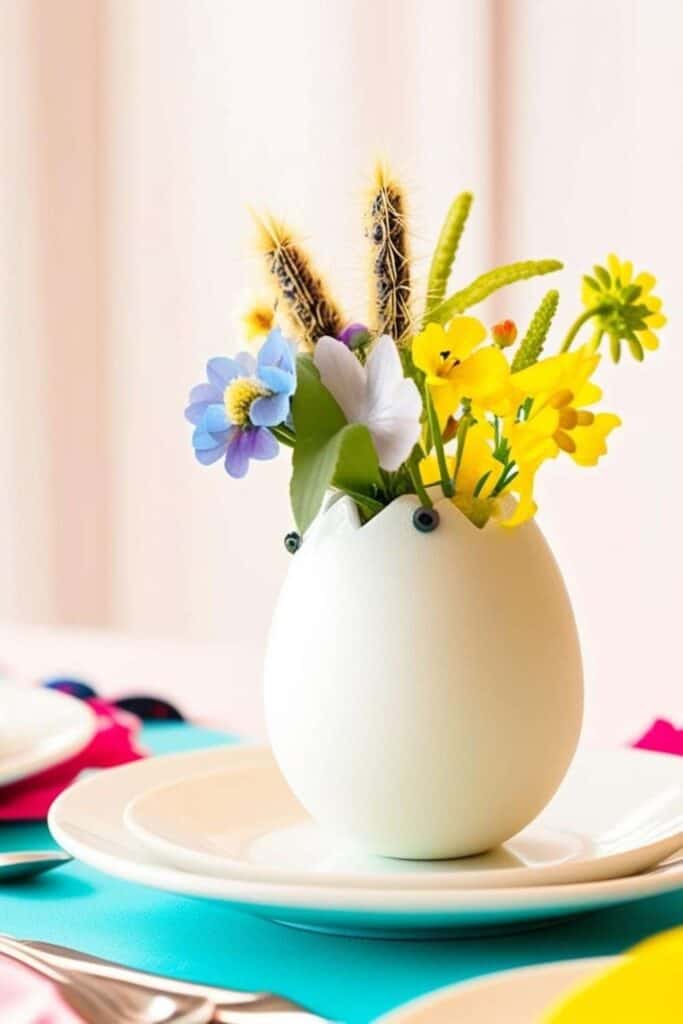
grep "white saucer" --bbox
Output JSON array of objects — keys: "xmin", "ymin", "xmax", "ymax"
[
  {"xmin": 49, "ymin": 745, "xmax": 683, "ymax": 937},
  {"xmin": 378, "ymin": 957, "xmax": 616, "ymax": 1022},
  {"xmin": 123, "ymin": 746, "xmax": 683, "ymax": 888},
  {"xmin": 0, "ymin": 683, "xmax": 96, "ymax": 785}
]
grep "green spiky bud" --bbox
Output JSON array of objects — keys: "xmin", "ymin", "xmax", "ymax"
[{"xmin": 511, "ymin": 290, "xmax": 560, "ymax": 372}]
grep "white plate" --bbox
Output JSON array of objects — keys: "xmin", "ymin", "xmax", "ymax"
[
  {"xmin": 0, "ymin": 682, "xmax": 96, "ymax": 785},
  {"xmin": 378, "ymin": 957, "xmax": 616, "ymax": 1022},
  {"xmin": 123, "ymin": 747, "xmax": 683, "ymax": 889},
  {"xmin": 49, "ymin": 745, "xmax": 683, "ymax": 937}
]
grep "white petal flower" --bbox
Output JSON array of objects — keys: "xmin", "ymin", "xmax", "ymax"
[{"xmin": 314, "ymin": 335, "xmax": 422, "ymax": 471}]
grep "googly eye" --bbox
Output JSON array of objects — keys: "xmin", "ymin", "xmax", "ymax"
[
  {"xmin": 412, "ymin": 506, "xmax": 440, "ymax": 533},
  {"xmin": 284, "ymin": 531, "xmax": 302, "ymax": 554}
]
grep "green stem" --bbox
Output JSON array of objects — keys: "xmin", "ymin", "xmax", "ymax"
[
  {"xmin": 452, "ymin": 410, "xmax": 473, "ymax": 492},
  {"xmin": 425, "ymin": 389, "xmax": 454, "ymax": 498},
  {"xmin": 408, "ymin": 451, "xmax": 433, "ymax": 508},
  {"xmin": 561, "ymin": 305, "xmax": 607, "ymax": 352},
  {"xmin": 270, "ymin": 425, "xmax": 295, "ymax": 448}
]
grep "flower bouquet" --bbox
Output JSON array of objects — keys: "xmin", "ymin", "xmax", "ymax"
[{"xmin": 186, "ymin": 165, "xmax": 667, "ymax": 859}]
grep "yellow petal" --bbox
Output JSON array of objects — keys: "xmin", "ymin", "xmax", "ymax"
[
  {"xmin": 455, "ymin": 346, "xmax": 510, "ymax": 403},
  {"xmin": 500, "ymin": 467, "xmax": 539, "ymax": 527},
  {"xmin": 513, "ymin": 352, "xmax": 567, "ymax": 397},
  {"xmin": 634, "ymin": 271, "xmax": 656, "ymax": 295},
  {"xmin": 430, "ymin": 381, "xmax": 461, "ymax": 428},
  {"xmin": 607, "ymin": 253, "xmax": 621, "ymax": 279},
  {"xmin": 645, "ymin": 312, "xmax": 666, "ymax": 328},
  {"xmin": 444, "ymin": 316, "xmax": 488, "ymax": 361},
  {"xmin": 419, "ymin": 454, "xmax": 440, "ymax": 486},
  {"xmin": 582, "ymin": 281, "xmax": 599, "ymax": 307},
  {"xmin": 639, "ymin": 329, "xmax": 660, "ymax": 351},
  {"xmin": 574, "ymin": 380, "xmax": 602, "ymax": 407},
  {"xmin": 412, "ymin": 322, "xmax": 447, "ymax": 378},
  {"xmin": 455, "ymin": 423, "xmax": 499, "ymax": 497},
  {"xmin": 570, "ymin": 413, "xmax": 621, "ymax": 467}
]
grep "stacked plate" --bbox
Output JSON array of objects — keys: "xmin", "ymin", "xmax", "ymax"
[
  {"xmin": 0, "ymin": 682, "xmax": 96, "ymax": 786},
  {"xmin": 48, "ymin": 742, "xmax": 683, "ymax": 937}
]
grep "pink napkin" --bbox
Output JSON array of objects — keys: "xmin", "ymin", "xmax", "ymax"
[
  {"xmin": 0, "ymin": 955, "xmax": 83, "ymax": 1023},
  {"xmin": 632, "ymin": 718, "xmax": 683, "ymax": 756},
  {"xmin": 0, "ymin": 698, "xmax": 146, "ymax": 821}
]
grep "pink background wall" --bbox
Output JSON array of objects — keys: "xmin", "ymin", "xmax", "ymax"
[{"xmin": 1, "ymin": 0, "xmax": 681, "ymax": 739}]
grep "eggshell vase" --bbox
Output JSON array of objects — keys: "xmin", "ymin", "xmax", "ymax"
[{"xmin": 264, "ymin": 494, "xmax": 583, "ymax": 860}]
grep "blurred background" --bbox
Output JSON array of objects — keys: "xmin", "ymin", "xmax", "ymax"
[{"xmin": 1, "ymin": 0, "xmax": 680, "ymax": 738}]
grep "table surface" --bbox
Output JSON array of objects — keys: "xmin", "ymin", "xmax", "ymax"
[
  {"xmin": 2, "ymin": 621, "xmax": 680, "ymax": 748},
  {"xmin": 1, "ymin": 723, "xmax": 683, "ymax": 1024}
]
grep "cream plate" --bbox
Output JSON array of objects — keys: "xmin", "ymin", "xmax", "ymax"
[
  {"xmin": 0, "ymin": 682, "xmax": 96, "ymax": 785},
  {"xmin": 378, "ymin": 958, "xmax": 616, "ymax": 1022},
  {"xmin": 123, "ymin": 746, "xmax": 683, "ymax": 888},
  {"xmin": 49, "ymin": 745, "xmax": 683, "ymax": 937}
]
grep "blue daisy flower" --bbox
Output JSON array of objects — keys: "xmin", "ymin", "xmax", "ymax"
[{"xmin": 185, "ymin": 329, "xmax": 297, "ymax": 478}]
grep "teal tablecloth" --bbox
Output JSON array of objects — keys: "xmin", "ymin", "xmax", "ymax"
[{"xmin": 1, "ymin": 723, "xmax": 682, "ymax": 1023}]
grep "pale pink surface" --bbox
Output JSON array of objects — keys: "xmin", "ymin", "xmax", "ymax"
[
  {"xmin": 0, "ymin": 698, "xmax": 146, "ymax": 821},
  {"xmin": 0, "ymin": 956, "xmax": 82, "ymax": 1024}
]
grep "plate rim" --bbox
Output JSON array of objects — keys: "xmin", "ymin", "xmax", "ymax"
[
  {"xmin": 374, "ymin": 956, "xmax": 618, "ymax": 1022},
  {"xmin": 0, "ymin": 682, "xmax": 96, "ymax": 785},
  {"xmin": 121, "ymin": 750, "xmax": 683, "ymax": 891},
  {"xmin": 48, "ymin": 744, "xmax": 683, "ymax": 915}
]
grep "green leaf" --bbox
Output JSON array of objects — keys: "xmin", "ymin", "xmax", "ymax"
[
  {"xmin": 290, "ymin": 356, "xmax": 383, "ymax": 533},
  {"xmin": 609, "ymin": 335, "xmax": 622, "ymax": 363},
  {"xmin": 594, "ymin": 265, "xmax": 611, "ymax": 290},
  {"xmin": 621, "ymin": 284, "xmax": 642, "ymax": 304},
  {"xmin": 473, "ymin": 470, "xmax": 492, "ymax": 498},
  {"xmin": 626, "ymin": 335, "xmax": 644, "ymax": 362}
]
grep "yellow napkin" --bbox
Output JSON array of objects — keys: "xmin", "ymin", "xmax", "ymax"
[{"xmin": 543, "ymin": 927, "xmax": 683, "ymax": 1022}]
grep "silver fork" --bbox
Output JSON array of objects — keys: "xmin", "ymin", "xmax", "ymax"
[
  {"xmin": 0, "ymin": 937, "xmax": 215, "ymax": 1023},
  {"xmin": 0, "ymin": 934, "xmax": 335, "ymax": 1022}
]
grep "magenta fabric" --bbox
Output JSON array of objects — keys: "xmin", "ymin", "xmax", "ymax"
[
  {"xmin": 0, "ymin": 698, "xmax": 146, "ymax": 821},
  {"xmin": 0, "ymin": 955, "xmax": 83, "ymax": 1023},
  {"xmin": 632, "ymin": 718, "xmax": 683, "ymax": 757}
]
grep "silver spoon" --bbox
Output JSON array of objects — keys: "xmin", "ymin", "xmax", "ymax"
[{"xmin": 0, "ymin": 850, "xmax": 72, "ymax": 882}]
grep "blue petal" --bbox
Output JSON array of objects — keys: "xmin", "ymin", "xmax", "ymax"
[
  {"xmin": 203, "ymin": 403, "xmax": 231, "ymax": 433},
  {"xmin": 192, "ymin": 425, "xmax": 229, "ymax": 452},
  {"xmin": 259, "ymin": 365, "xmax": 295, "ymax": 395},
  {"xmin": 235, "ymin": 351, "xmax": 257, "ymax": 375},
  {"xmin": 184, "ymin": 383, "xmax": 224, "ymax": 425},
  {"xmin": 249, "ymin": 392, "xmax": 289, "ymax": 427},
  {"xmin": 224, "ymin": 430, "xmax": 251, "ymax": 478},
  {"xmin": 206, "ymin": 357, "xmax": 244, "ymax": 390},
  {"xmin": 195, "ymin": 443, "xmax": 227, "ymax": 466},
  {"xmin": 258, "ymin": 328, "xmax": 297, "ymax": 376},
  {"xmin": 190, "ymin": 382, "xmax": 223, "ymax": 405},
  {"xmin": 250, "ymin": 427, "xmax": 279, "ymax": 461},
  {"xmin": 185, "ymin": 403, "xmax": 207, "ymax": 426}
]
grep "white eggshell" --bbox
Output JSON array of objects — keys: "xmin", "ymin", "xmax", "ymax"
[{"xmin": 264, "ymin": 494, "xmax": 583, "ymax": 859}]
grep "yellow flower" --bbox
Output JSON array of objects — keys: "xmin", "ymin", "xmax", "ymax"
[
  {"xmin": 412, "ymin": 317, "xmax": 510, "ymax": 426},
  {"xmin": 239, "ymin": 295, "xmax": 275, "ymax": 342},
  {"xmin": 511, "ymin": 346, "xmax": 621, "ymax": 467},
  {"xmin": 420, "ymin": 421, "xmax": 499, "ymax": 527},
  {"xmin": 581, "ymin": 254, "xmax": 666, "ymax": 362},
  {"xmin": 499, "ymin": 419, "xmax": 557, "ymax": 527},
  {"xmin": 420, "ymin": 416, "xmax": 550, "ymax": 529}
]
